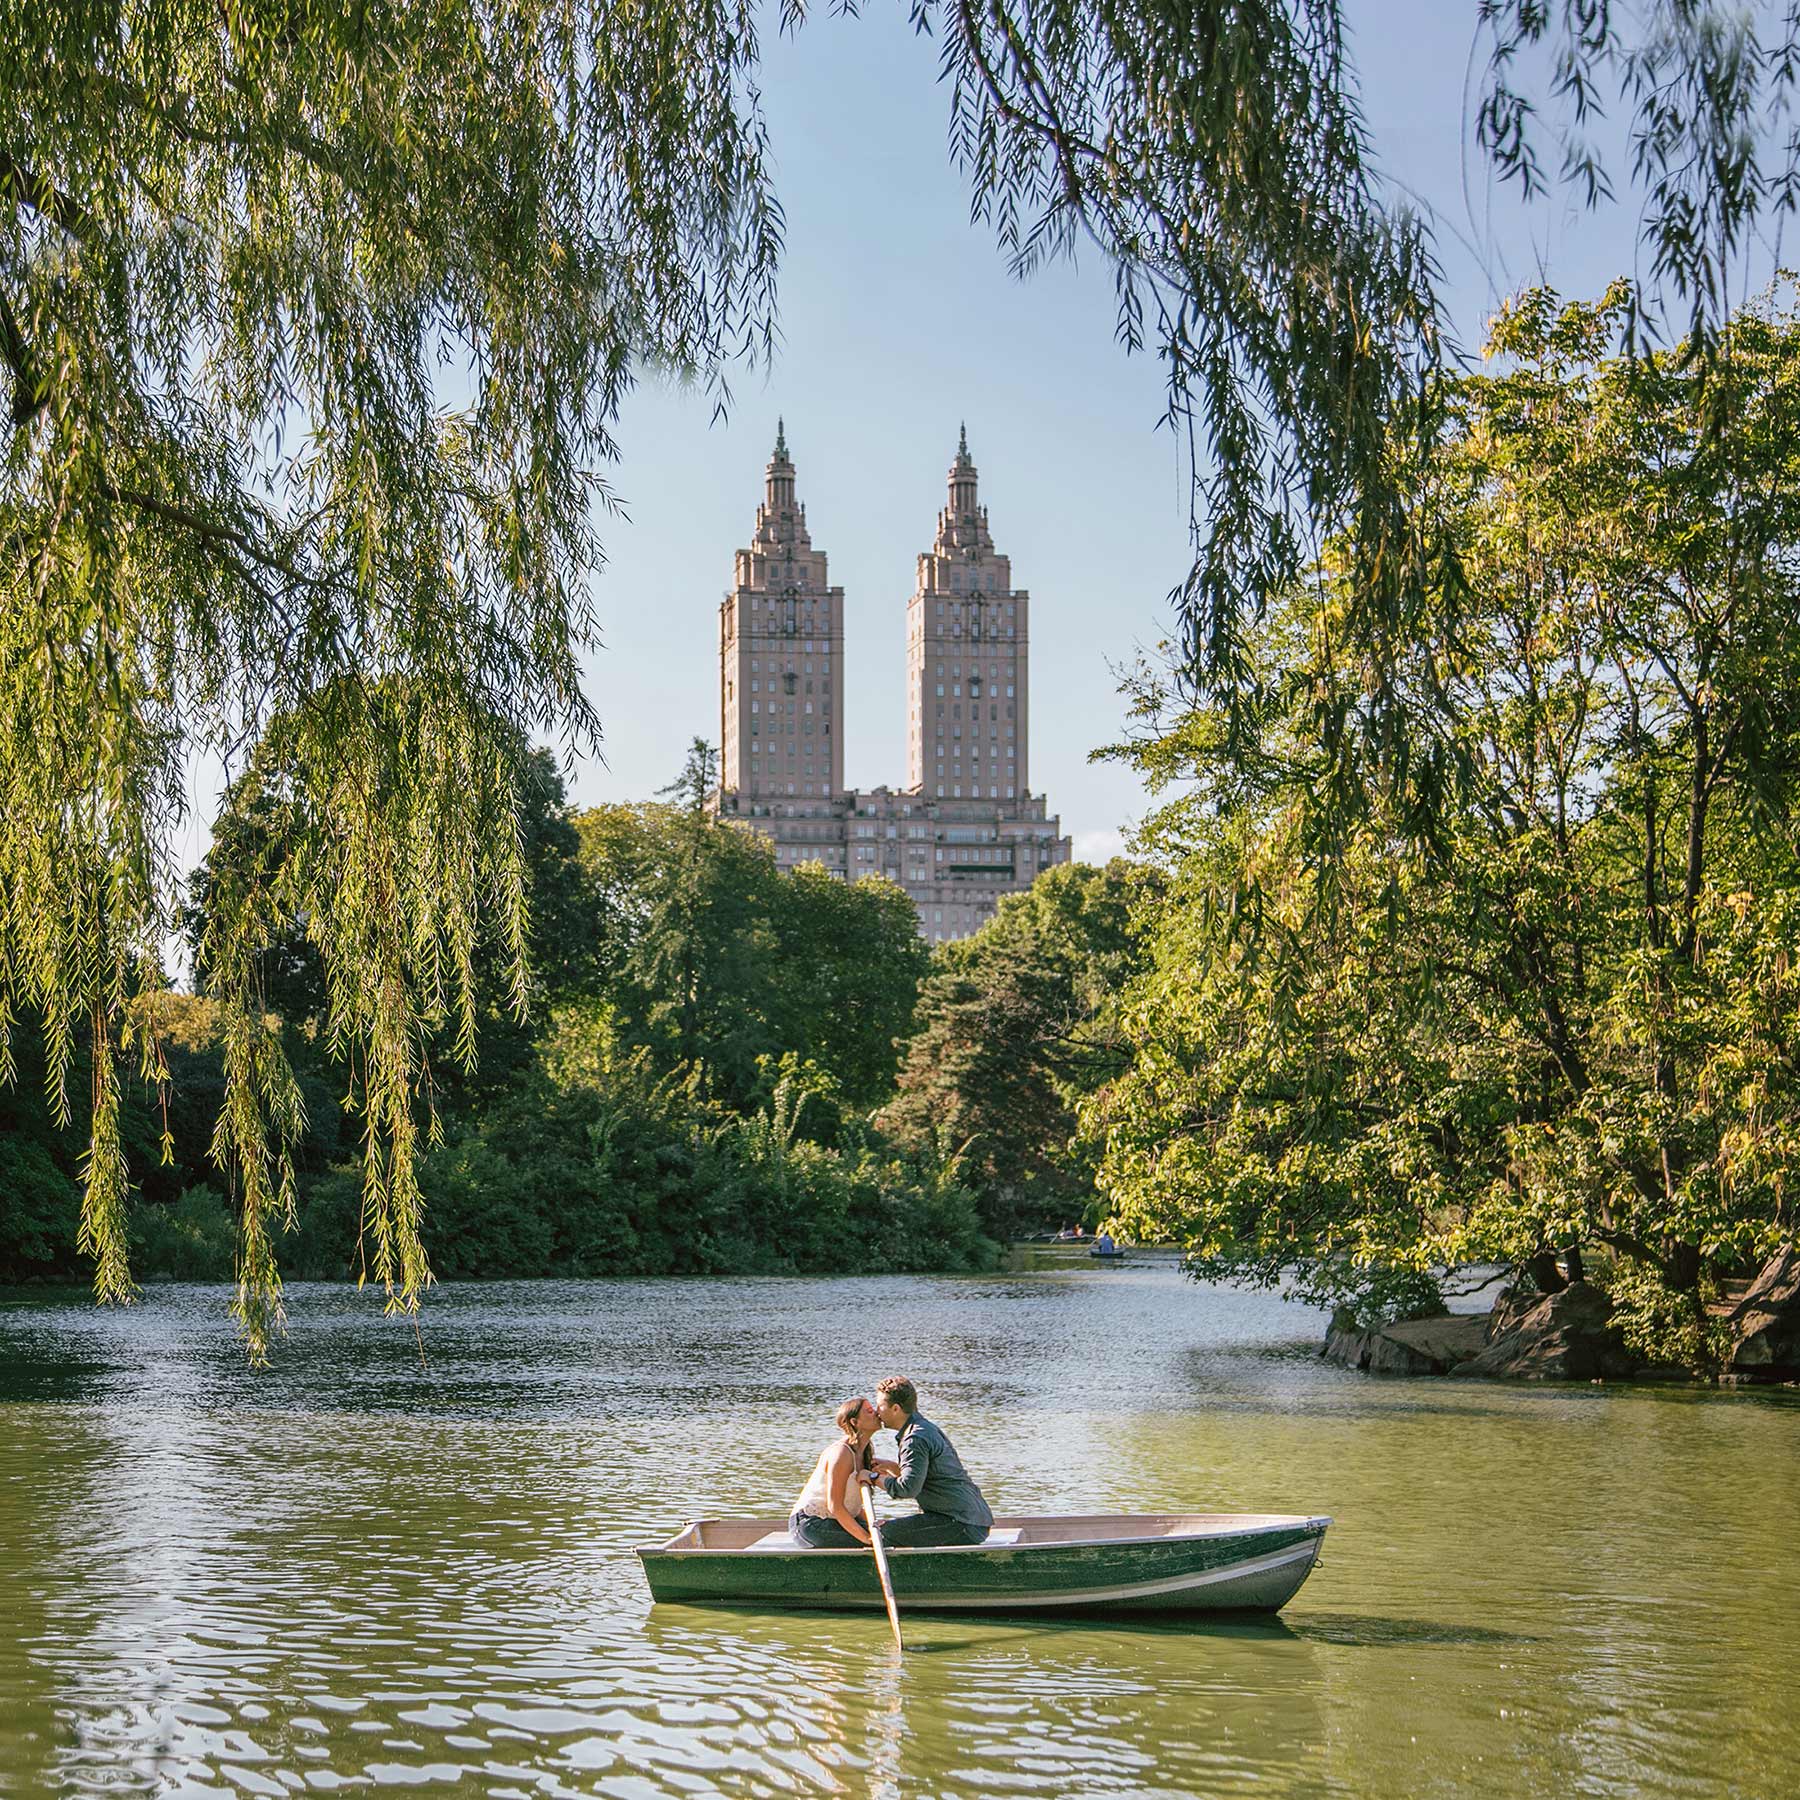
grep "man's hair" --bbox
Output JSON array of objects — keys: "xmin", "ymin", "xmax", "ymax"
[{"xmin": 876, "ymin": 1377, "xmax": 917, "ymax": 1417}]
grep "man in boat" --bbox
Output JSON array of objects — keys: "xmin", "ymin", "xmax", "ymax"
[{"xmin": 867, "ymin": 1377, "xmax": 993, "ymax": 1547}]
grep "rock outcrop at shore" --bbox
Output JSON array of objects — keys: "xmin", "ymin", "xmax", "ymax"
[
  {"xmin": 1325, "ymin": 1249, "xmax": 1800, "ymax": 1383},
  {"xmin": 1323, "ymin": 1312, "xmax": 1488, "ymax": 1375},
  {"xmin": 1456, "ymin": 1283, "xmax": 1636, "ymax": 1380},
  {"xmin": 1724, "ymin": 1247, "xmax": 1800, "ymax": 1379},
  {"xmin": 1325, "ymin": 1282, "xmax": 1634, "ymax": 1382}
]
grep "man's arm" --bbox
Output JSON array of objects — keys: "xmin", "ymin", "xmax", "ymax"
[{"xmin": 880, "ymin": 1427, "xmax": 929, "ymax": 1500}]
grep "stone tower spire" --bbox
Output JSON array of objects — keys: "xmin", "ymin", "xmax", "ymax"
[
  {"xmin": 765, "ymin": 417, "xmax": 796, "ymax": 511},
  {"xmin": 906, "ymin": 426, "xmax": 1028, "ymax": 802},
  {"xmin": 946, "ymin": 424, "xmax": 981, "ymax": 525},
  {"xmin": 718, "ymin": 422, "xmax": 845, "ymax": 801}
]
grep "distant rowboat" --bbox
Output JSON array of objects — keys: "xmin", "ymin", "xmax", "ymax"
[{"xmin": 636, "ymin": 1512, "xmax": 1330, "ymax": 1617}]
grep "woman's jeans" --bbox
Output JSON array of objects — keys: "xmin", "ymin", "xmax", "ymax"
[{"xmin": 789, "ymin": 1510, "xmax": 864, "ymax": 1549}]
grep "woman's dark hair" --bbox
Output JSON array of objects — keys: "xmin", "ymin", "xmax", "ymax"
[{"xmin": 836, "ymin": 1396, "xmax": 873, "ymax": 1469}]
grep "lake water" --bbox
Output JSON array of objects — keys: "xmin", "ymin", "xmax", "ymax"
[{"xmin": 1, "ymin": 1258, "xmax": 1795, "ymax": 1798}]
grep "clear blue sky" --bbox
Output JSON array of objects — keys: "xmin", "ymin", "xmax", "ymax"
[{"xmin": 562, "ymin": 2, "xmax": 1714, "ymax": 858}]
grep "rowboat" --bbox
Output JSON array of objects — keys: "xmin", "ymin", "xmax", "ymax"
[{"xmin": 636, "ymin": 1512, "xmax": 1330, "ymax": 1617}]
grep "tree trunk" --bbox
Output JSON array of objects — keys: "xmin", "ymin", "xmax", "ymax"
[{"xmin": 1526, "ymin": 1250, "xmax": 1569, "ymax": 1295}]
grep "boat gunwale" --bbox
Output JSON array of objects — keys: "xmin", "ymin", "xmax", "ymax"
[{"xmin": 634, "ymin": 1513, "xmax": 1333, "ymax": 1558}]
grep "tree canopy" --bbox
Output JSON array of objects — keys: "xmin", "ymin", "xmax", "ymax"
[
  {"xmin": 576, "ymin": 777, "xmax": 929, "ymax": 1111},
  {"xmin": 2, "ymin": 0, "xmax": 779, "ymax": 1346},
  {"xmin": 8, "ymin": 0, "xmax": 1799, "ymax": 1347},
  {"xmin": 1087, "ymin": 283, "xmax": 1800, "ymax": 1360},
  {"xmin": 884, "ymin": 861, "xmax": 1152, "ymax": 1235}
]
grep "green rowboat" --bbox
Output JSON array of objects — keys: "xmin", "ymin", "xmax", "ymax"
[{"xmin": 636, "ymin": 1512, "xmax": 1330, "ymax": 1617}]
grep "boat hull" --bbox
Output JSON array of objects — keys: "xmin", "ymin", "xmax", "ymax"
[{"xmin": 636, "ymin": 1513, "xmax": 1329, "ymax": 1617}]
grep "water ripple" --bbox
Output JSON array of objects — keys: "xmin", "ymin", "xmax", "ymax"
[{"xmin": 2, "ymin": 1273, "xmax": 1796, "ymax": 1798}]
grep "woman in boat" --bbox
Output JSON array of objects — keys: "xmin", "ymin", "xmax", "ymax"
[{"xmin": 789, "ymin": 1397, "xmax": 893, "ymax": 1549}]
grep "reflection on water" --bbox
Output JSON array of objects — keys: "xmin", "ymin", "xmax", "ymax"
[{"xmin": 2, "ymin": 1267, "xmax": 1796, "ymax": 1797}]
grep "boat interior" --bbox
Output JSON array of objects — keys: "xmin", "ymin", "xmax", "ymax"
[{"xmin": 648, "ymin": 1513, "xmax": 1329, "ymax": 1552}]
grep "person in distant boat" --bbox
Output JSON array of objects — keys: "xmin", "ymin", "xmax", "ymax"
[
  {"xmin": 1094, "ymin": 1228, "xmax": 1116, "ymax": 1254},
  {"xmin": 789, "ymin": 1397, "xmax": 895, "ymax": 1549},
  {"xmin": 867, "ymin": 1377, "xmax": 993, "ymax": 1547}
]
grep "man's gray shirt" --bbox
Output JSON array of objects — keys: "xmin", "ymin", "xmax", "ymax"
[{"xmin": 879, "ymin": 1413, "xmax": 993, "ymax": 1532}]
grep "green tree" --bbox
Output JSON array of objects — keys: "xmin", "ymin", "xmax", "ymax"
[
  {"xmin": 1, "ymin": 0, "xmax": 779, "ymax": 1349},
  {"xmin": 885, "ymin": 861, "xmax": 1150, "ymax": 1235},
  {"xmin": 1089, "ymin": 283, "xmax": 1800, "ymax": 1359},
  {"xmin": 766, "ymin": 865, "xmax": 929, "ymax": 1110},
  {"xmin": 577, "ymin": 795, "xmax": 786, "ymax": 1105},
  {"xmin": 575, "ymin": 762, "xmax": 926, "ymax": 1110},
  {"xmin": 181, "ymin": 731, "xmax": 599, "ymax": 1206}
]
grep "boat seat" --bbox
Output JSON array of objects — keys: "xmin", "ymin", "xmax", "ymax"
[{"xmin": 744, "ymin": 1525, "xmax": 1025, "ymax": 1551}]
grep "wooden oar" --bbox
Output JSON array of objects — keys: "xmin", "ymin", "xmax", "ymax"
[{"xmin": 862, "ymin": 1478, "xmax": 904, "ymax": 1652}]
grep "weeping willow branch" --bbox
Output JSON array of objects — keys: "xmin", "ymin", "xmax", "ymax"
[{"xmin": 0, "ymin": 0, "xmax": 782, "ymax": 1358}]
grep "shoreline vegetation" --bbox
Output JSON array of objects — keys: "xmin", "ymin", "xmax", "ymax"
[
  {"xmin": 4, "ymin": 676, "xmax": 1799, "ymax": 1385},
  {"xmin": 0, "ymin": 746, "xmax": 1139, "ymax": 1297}
]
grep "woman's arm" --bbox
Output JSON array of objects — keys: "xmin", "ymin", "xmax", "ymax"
[
  {"xmin": 870, "ymin": 1457, "xmax": 900, "ymax": 1479},
  {"xmin": 827, "ymin": 1444, "xmax": 872, "ymax": 1545}
]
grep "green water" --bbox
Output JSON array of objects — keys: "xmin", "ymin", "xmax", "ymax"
[{"xmin": 1, "ymin": 1261, "xmax": 1795, "ymax": 1797}]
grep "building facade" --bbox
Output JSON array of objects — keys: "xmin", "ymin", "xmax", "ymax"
[{"xmin": 714, "ymin": 425, "xmax": 1071, "ymax": 943}]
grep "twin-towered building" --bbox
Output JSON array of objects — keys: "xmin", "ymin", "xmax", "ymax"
[{"xmin": 713, "ymin": 425, "xmax": 1070, "ymax": 942}]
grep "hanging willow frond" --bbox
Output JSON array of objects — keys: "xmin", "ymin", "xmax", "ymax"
[
  {"xmin": 912, "ymin": 0, "xmax": 1800, "ymax": 836},
  {"xmin": 0, "ymin": 0, "xmax": 781, "ymax": 1356}
]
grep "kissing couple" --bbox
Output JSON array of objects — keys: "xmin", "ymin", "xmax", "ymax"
[{"xmin": 789, "ymin": 1376, "xmax": 992, "ymax": 1549}]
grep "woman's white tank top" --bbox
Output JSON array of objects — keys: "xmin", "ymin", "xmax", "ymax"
[{"xmin": 794, "ymin": 1440, "xmax": 865, "ymax": 1520}]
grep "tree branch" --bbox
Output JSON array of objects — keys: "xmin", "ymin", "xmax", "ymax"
[
  {"xmin": 101, "ymin": 479, "xmax": 329, "ymax": 597},
  {"xmin": 0, "ymin": 282, "xmax": 45, "ymax": 428},
  {"xmin": 0, "ymin": 148, "xmax": 93, "ymax": 239}
]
